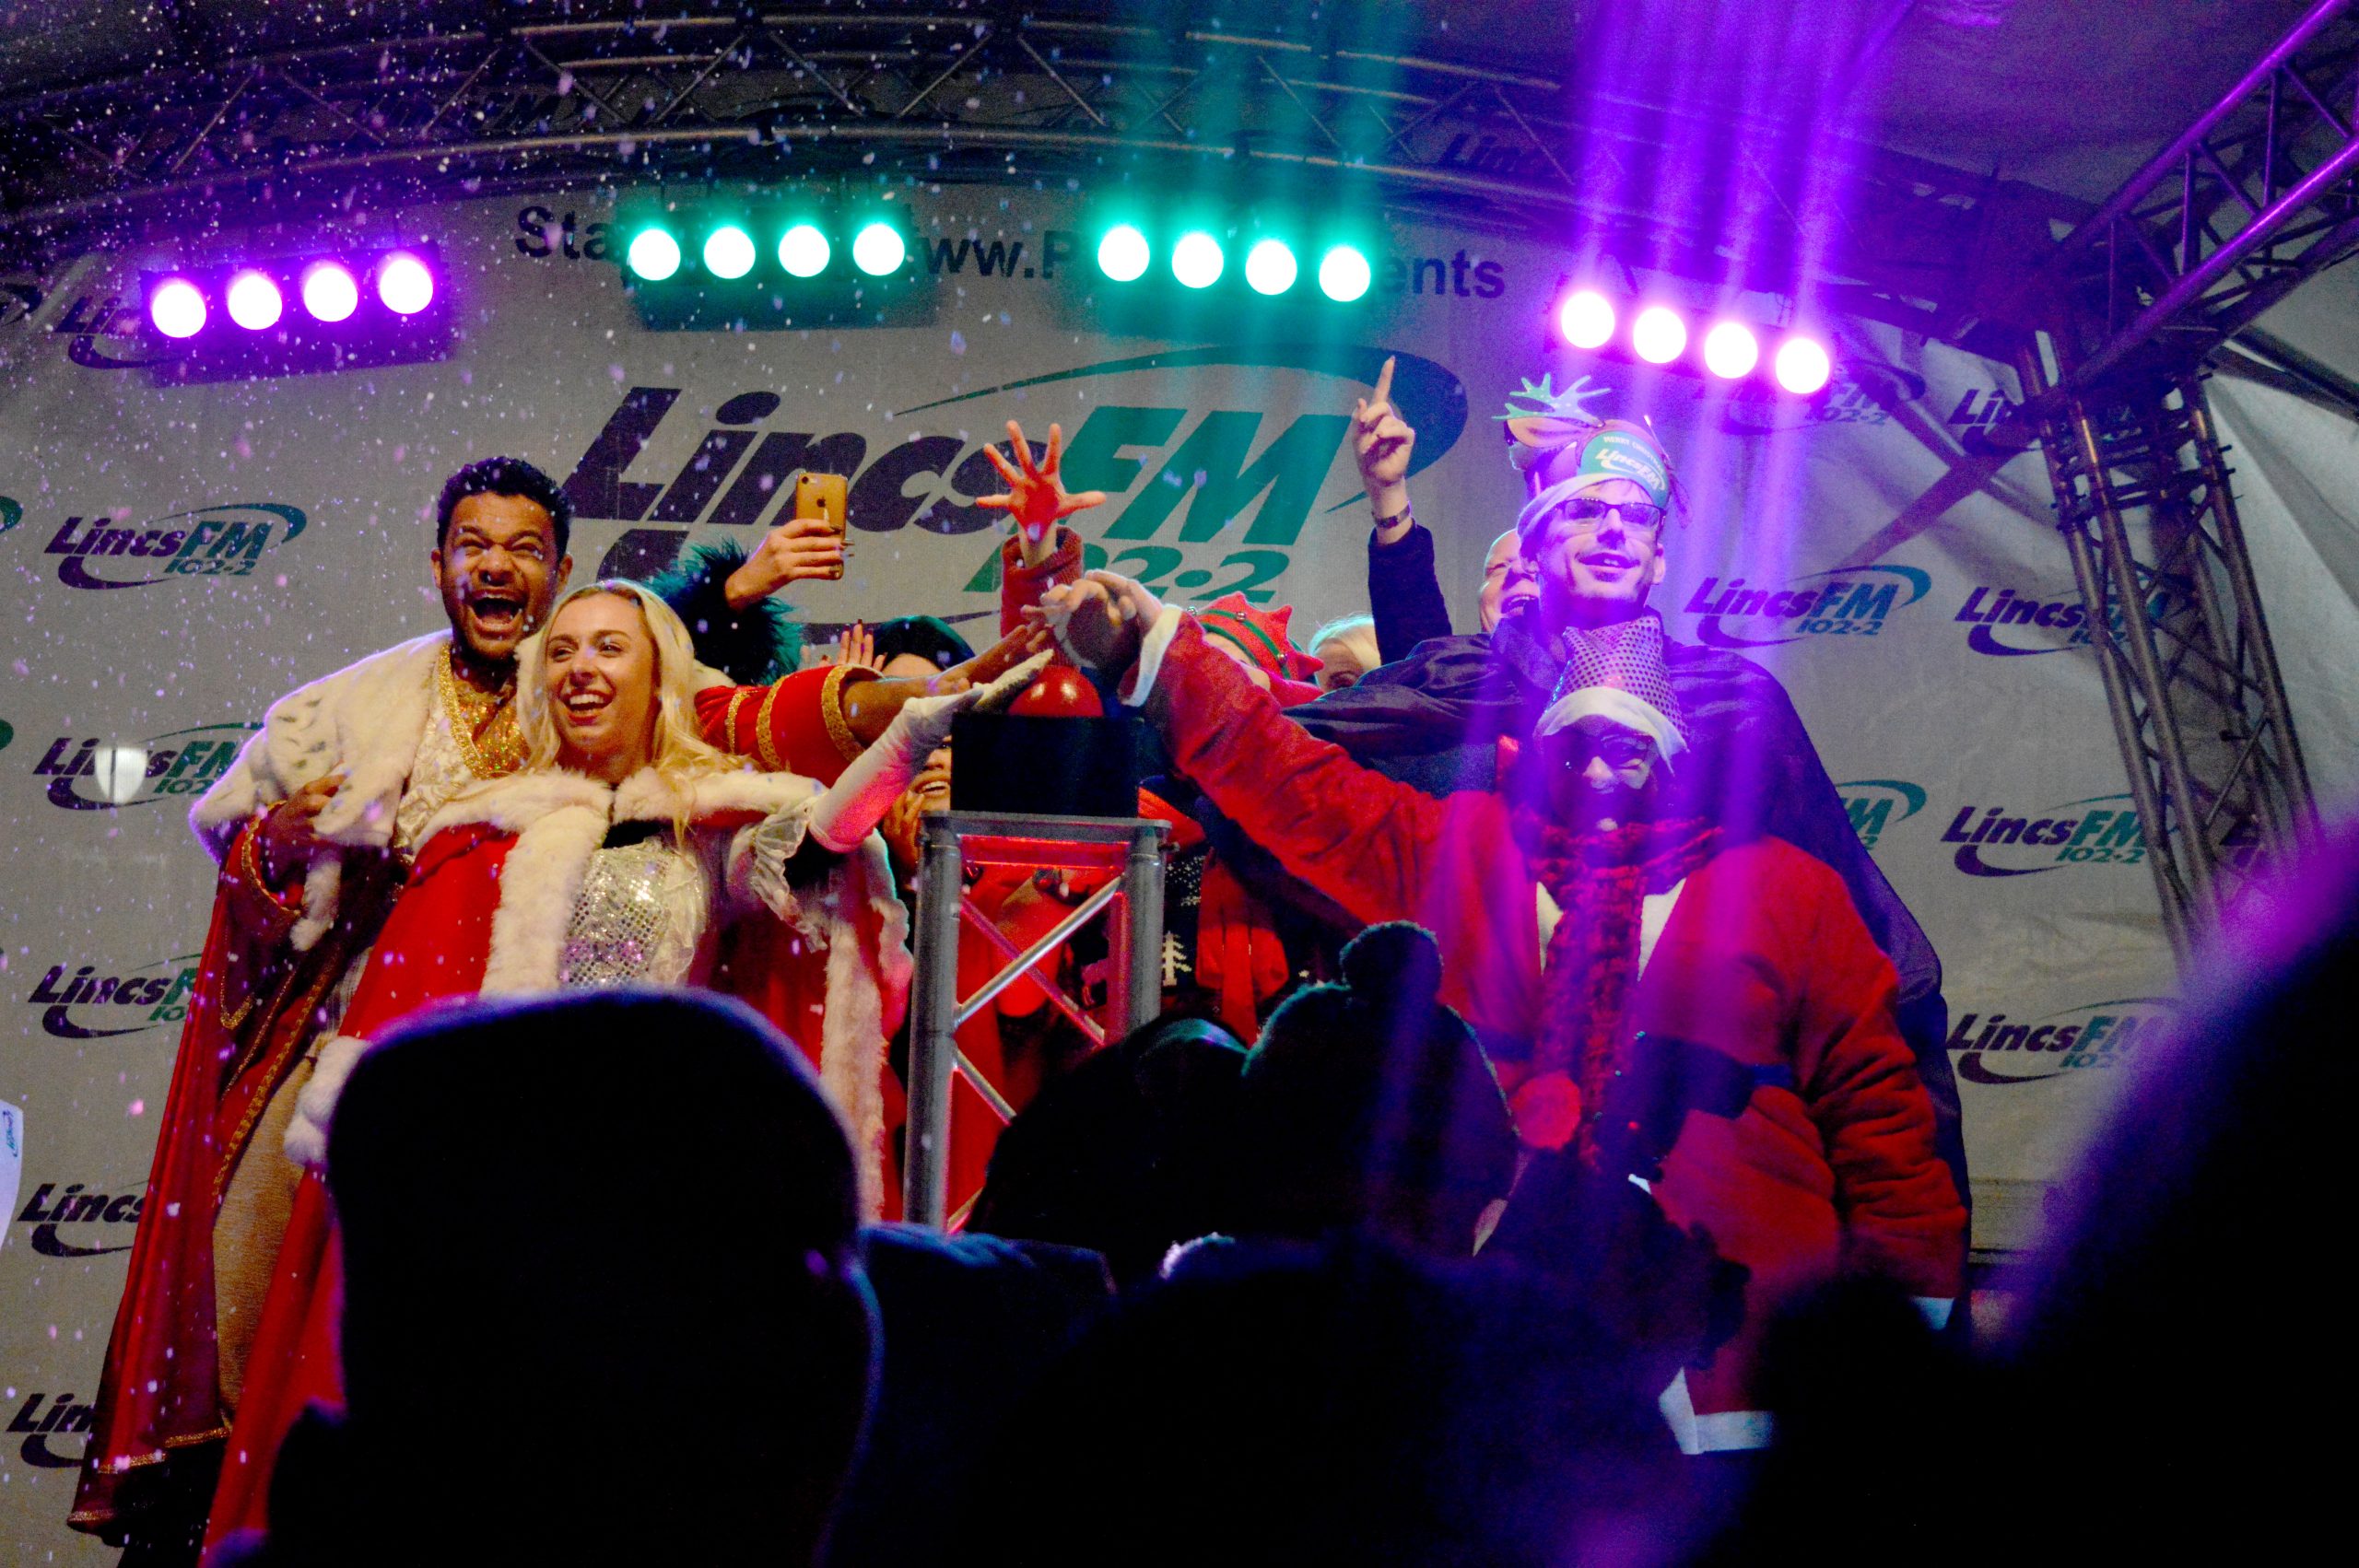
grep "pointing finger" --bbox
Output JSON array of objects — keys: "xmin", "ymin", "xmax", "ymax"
[{"xmin": 1370, "ymin": 355, "xmax": 1395, "ymax": 409}]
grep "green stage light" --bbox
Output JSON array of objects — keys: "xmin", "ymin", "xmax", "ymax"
[
  {"xmin": 1318, "ymin": 244, "xmax": 1372, "ymax": 303},
  {"xmin": 703, "ymin": 225, "xmax": 756, "ymax": 280},
  {"xmin": 626, "ymin": 228, "xmax": 683, "ymax": 282},
  {"xmin": 852, "ymin": 222, "xmax": 908, "ymax": 276},
  {"xmin": 1172, "ymin": 231, "xmax": 1225, "ymax": 289},
  {"xmin": 1097, "ymin": 225, "xmax": 1150, "ymax": 282},
  {"xmin": 779, "ymin": 224, "xmax": 831, "ymax": 278},
  {"xmin": 1245, "ymin": 239, "xmax": 1298, "ymax": 296}
]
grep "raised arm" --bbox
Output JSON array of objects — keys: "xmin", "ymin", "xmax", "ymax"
[
  {"xmin": 975, "ymin": 419, "xmax": 1101, "ymax": 635},
  {"xmin": 1039, "ymin": 571, "xmax": 1452, "ymax": 928},
  {"xmin": 1352, "ymin": 357, "xmax": 1454, "ymax": 661}
]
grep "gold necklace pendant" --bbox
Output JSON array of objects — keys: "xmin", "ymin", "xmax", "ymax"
[{"xmin": 439, "ymin": 646, "xmax": 527, "ymax": 778}]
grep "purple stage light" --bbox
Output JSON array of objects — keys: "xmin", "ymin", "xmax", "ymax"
[
  {"xmin": 1775, "ymin": 335, "xmax": 1833, "ymax": 394},
  {"xmin": 149, "ymin": 278, "xmax": 207, "ymax": 338},
  {"xmin": 225, "ymin": 270, "xmax": 284, "ymax": 332},
  {"xmin": 1702, "ymin": 321, "xmax": 1759, "ymax": 379},
  {"xmin": 1558, "ymin": 288, "xmax": 1616, "ymax": 349},
  {"xmin": 301, "ymin": 261, "xmax": 359, "ymax": 322},
  {"xmin": 377, "ymin": 252, "xmax": 435, "ymax": 315},
  {"xmin": 1632, "ymin": 305, "xmax": 1687, "ymax": 364}
]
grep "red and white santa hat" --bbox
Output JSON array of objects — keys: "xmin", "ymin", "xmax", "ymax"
[
  {"xmin": 1533, "ymin": 615, "xmax": 1692, "ymax": 767},
  {"xmin": 1198, "ymin": 593, "xmax": 1324, "ymax": 682}
]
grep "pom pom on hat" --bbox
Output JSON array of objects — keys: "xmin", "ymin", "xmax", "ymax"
[{"xmin": 1198, "ymin": 592, "xmax": 1323, "ymax": 682}]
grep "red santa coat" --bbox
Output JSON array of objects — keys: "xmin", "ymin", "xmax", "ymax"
[
  {"xmin": 201, "ymin": 766, "xmax": 909, "ymax": 1548},
  {"xmin": 1144, "ymin": 617, "xmax": 1965, "ymax": 1423}
]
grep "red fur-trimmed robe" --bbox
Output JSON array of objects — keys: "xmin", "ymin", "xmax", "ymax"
[
  {"xmin": 200, "ymin": 766, "xmax": 909, "ymax": 1550},
  {"xmin": 1140, "ymin": 615, "xmax": 1966, "ymax": 1430},
  {"xmin": 80, "ymin": 633, "xmax": 866, "ymax": 1544}
]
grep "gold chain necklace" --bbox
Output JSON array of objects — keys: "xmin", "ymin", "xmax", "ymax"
[{"xmin": 437, "ymin": 645, "xmax": 527, "ymax": 778}]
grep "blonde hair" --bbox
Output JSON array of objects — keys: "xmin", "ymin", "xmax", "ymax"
[
  {"xmin": 518, "ymin": 581, "xmax": 734, "ymax": 792},
  {"xmin": 1308, "ymin": 614, "xmax": 1380, "ymax": 689}
]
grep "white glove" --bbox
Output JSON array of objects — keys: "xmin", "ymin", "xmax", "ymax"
[{"xmin": 808, "ymin": 685, "xmax": 981, "ymax": 852}]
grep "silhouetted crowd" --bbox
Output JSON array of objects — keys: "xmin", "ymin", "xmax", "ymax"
[{"xmin": 205, "ymin": 823, "xmax": 2353, "ymax": 1567}]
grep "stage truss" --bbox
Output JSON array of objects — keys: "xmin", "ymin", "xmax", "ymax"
[
  {"xmin": 0, "ymin": 8, "xmax": 2072, "ymax": 344},
  {"xmin": 2009, "ymin": 0, "xmax": 2355, "ymax": 960}
]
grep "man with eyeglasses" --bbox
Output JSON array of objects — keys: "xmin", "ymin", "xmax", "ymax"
[{"xmin": 1287, "ymin": 376, "xmax": 1965, "ymax": 1224}]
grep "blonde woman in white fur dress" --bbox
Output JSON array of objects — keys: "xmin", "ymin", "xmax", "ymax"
[{"xmin": 203, "ymin": 579, "xmax": 979, "ymax": 1547}]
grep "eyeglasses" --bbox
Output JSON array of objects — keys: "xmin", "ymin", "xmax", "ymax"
[
  {"xmin": 1554, "ymin": 733, "xmax": 1657, "ymax": 772},
  {"xmin": 1543, "ymin": 497, "xmax": 1668, "ymax": 535}
]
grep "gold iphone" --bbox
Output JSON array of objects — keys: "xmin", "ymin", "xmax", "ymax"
[{"xmin": 793, "ymin": 471, "xmax": 848, "ymax": 579}]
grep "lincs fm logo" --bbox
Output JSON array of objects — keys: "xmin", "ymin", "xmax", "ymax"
[
  {"xmin": 21, "ymin": 502, "xmax": 308, "ymax": 589},
  {"xmin": 1948, "ymin": 996, "xmax": 2174, "ymax": 1085},
  {"xmin": 1953, "ymin": 581, "xmax": 2180, "ymax": 657},
  {"xmin": 1838, "ymin": 780, "xmax": 1928, "ymax": 850},
  {"xmin": 31, "ymin": 724, "xmax": 251, "ymax": 809},
  {"xmin": 1942, "ymin": 793, "xmax": 2146, "ymax": 876},
  {"xmin": 1839, "ymin": 782, "xmax": 2147, "ymax": 877},
  {"xmin": 1682, "ymin": 566, "xmax": 1931, "ymax": 649},
  {"xmin": 24, "ymin": 955, "xmax": 199, "ymax": 1038},
  {"xmin": 14, "ymin": 1179, "xmax": 143, "ymax": 1258},
  {"xmin": 6, "ymin": 1392, "xmax": 94, "ymax": 1469},
  {"xmin": 566, "ymin": 345, "xmax": 1467, "ymax": 604}
]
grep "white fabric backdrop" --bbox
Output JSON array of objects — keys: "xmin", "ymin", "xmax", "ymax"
[{"xmin": 0, "ymin": 185, "xmax": 2352, "ymax": 1559}]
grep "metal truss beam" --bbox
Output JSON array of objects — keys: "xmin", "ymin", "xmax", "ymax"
[
  {"xmin": 2040, "ymin": 0, "xmax": 2359, "ymax": 394},
  {"xmin": 1997, "ymin": 3, "xmax": 2347, "ymax": 962},
  {"xmin": 2017, "ymin": 357, "xmax": 2317, "ymax": 964},
  {"xmin": 0, "ymin": 10, "xmax": 2073, "ymax": 343}
]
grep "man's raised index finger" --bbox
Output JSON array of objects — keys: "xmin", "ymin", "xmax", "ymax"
[{"xmin": 1370, "ymin": 355, "xmax": 1396, "ymax": 410}]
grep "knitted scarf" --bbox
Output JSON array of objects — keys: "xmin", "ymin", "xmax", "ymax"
[{"xmin": 1517, "ymin": 811, "xmax": 1721, "ymax": 1160}]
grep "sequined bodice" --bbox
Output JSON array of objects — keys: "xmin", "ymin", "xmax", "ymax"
[{"xmin": 557, "ymin": 837, "xmax": 711, "ymax": 989}]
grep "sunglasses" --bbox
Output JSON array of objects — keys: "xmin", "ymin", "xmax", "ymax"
[
  {"xmin": 1552, "ymin": 732, "xmax": 1658, "ymax": 771},
  {"xmin": 1545, "ymin": 497, "xmax": 1668, "ymax": 534}
]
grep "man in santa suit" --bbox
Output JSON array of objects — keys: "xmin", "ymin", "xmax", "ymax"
[{"xmin": 1037, "ymin": 566, "xmax": 1966, "ymax": 1453}]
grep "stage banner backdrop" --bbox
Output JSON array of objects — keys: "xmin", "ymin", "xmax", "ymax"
[{"xmin": 2, "ymin": 185, "xmax": 2353, "ymax": 1559}]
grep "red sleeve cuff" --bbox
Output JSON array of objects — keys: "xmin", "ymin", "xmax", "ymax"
[{"xmin": 1001, "ymin": 525, "xmax": 1084, "ymax": 637}]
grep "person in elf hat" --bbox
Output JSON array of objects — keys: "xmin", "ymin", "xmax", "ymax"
[
  {"xmin": 1032, "ymin": 564, "xmax": 1966, "ymax": 1453},
  {"xmin": 1196, "ymin": 593, "xmax": 1326, "ymax": 702},
  {"xmin": 1297, "ymin": 369, "xmax": 1966, "ymax": 1219}
]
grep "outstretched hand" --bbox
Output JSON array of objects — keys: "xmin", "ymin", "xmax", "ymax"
[
  {"xmin": 977, "ymin": 420, "xmax": 1106, "ymax": 564},
  {"xmin": 942, "ymin": 621, "xmax": 1052, "ymax": 693},
  {"xmin": 1029, "ymin": 569, "xmax": 1165, "ymax": 673},
  {"xmin": 840, "ymin": 623, "xmax": 1050, "ymax": 746},
  {"xmin": 833, "ymin": 621, "xmax": 882, "ymax": 673}
]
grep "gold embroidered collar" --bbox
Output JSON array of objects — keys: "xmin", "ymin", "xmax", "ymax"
[{"xmin": 438, "ymin": 644, "xmax": 527, "ymax": 778}]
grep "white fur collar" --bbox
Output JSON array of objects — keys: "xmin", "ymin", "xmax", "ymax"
[
  {"xmin": 418, "ymin": 769, "xmax": 613, "ymax": 845},
  {"xmin": 614, "ymin": 766, "xmax": 816, "ymax": 825},
  {"xmin": 420, "ymin": 764, "xmax": 820, "ymax": 846}
]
